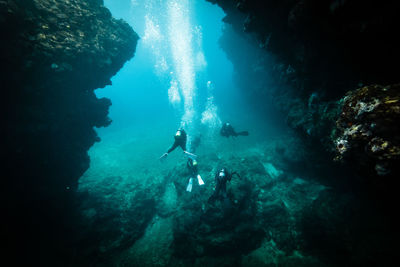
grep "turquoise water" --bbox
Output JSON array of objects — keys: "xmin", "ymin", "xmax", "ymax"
[
  {"xmin": 84, "ymin": 0, "xmax": 287, "ymax": 184},
  {"xmin": 77, "ymin": 0, "xmax": 323, "ymax": 265}
]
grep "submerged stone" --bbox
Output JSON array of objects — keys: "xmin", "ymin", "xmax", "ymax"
[
  {"xmin": 334, "ymin": 84, "xmax": 400, "ymax": 179},
  {"xmin": 2, "ymin": 0, "xmax": 138, "ymax": 264}
]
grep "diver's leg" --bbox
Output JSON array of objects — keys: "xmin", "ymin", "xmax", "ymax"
[
  {"xmin": 221, "ymin": 183, "xmax": 233, "ymax": 211},
  {"xmin": 208, "ymin": 182, "xmax": 220, "ymax": 203},
  {"xmin": 221, "ymin": 183, "xmax": 227, "ymax": 199},
  {"xmin": 231, "ymin": 129, "xmax": 239, "ymax": 137},
  {"xmin": 215, "ymin": 182, "xmax": 221, "ymax": 198}
]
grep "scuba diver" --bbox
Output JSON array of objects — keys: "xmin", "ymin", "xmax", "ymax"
[
  {"xmin": 220, "ymin": 122, "xmax": 249, "ymax": 138},
  {"xmin": 160, "ymin": 128, "xmax": 197, "ymax": 160},
  {"xmin": 208, "ymin": 167, "xmax": 240, "ymax": 203},
  {"xmin": 186, "ymin": 158, "xmax": 205, "ymax": 192}
]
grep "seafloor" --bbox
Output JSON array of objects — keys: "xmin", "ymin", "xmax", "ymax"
[{"xmin": 76, "ymin": 123, "xmax": 382, "ymax": 266}]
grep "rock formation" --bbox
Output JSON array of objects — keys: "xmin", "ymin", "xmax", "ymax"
[
  {"xmin": 77, "ymin": 146, "xmax": 332, "ymax": 266},
  {"xmin": 2, "ymin": 0, "xmax": 399, "ymax": 265},
  {"xmin": 1, "ymin": 0, "xmax": 137, "ymax": 264},
  {"xmin": 334, "ymin": 84, "xmax": 400, "ymax": 179},
  {"xmin": 208, "ymin": 0, "xmax": 400, "ymax": 181},
  {"xmin": 204, "ymin": 1, "xmax": 400, "ymax": 265}
]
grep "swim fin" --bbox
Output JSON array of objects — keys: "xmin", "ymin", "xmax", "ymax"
[
  {"xmin": 197, "ymin": 174, "xmax": 205, "ymax": 185},
  {"xmin": 186, "ymin": 178, "xmax": 193, "ymax": 192}
]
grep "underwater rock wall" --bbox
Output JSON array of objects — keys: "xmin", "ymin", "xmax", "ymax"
[
  {"xmin": 1, "ymin": 0, "xmax": 137, "ymax": 263},
  {"xmin": 206, "ymin": 1, "xmax": 400, "ymax": 265},
  {"xmin": 209, "ymin": 0, "xmax": 400, "ymax": 179},
  {"xmin": 210, "ymin": 0, "xmax": 400, "ymax": 93},
  {"xmin": 334, "ymin": 84, "xmax": 400, "ymax": 179}
]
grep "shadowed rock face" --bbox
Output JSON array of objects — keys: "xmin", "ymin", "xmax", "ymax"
[
  {"xmin": 208, "ymin": 0, "xmax": 400, "ymax": 179},
  {"xmin": 206, "ymin": 1, "xmax": 399, "ymax": 265},
  {"xmin": 209, "ymin": 0, "xmax": 400, "ymax": 92},
  {"xmin": 1, "ymin": 0, "xmax": 137, "ymax": 263}
]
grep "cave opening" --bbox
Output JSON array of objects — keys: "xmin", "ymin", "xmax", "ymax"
[
  {"xmin": 82, "ymin": 0, "xmax": 288, "ymax": 187},
  {"xmin": 3, "ymin": 0, "xmax": 399, "ymax": 266},
  {"xmin": 78, "ymin": 0, "xmax": 301, "ymax": 265},
  {"xmin": 74, "ymin": 1, "xmax": 398, "ymax": 266}
]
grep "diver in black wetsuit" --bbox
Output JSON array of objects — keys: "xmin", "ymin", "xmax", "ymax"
[
  {"xmin": 208, "ymin": 167, "xmax": 239, "ymax": 203},
  {"xmin": 186, "ymin": 158, "xmax": 205, "ymax": 192},
  {"xmin": 160, "ymin": 128, "xmax": 187, "ymax": 160},
  {"xmin": 220, "ymin": 122, "xmax": 249, "ymax": 138},
  {"xmin": 187, "ymin": 158, "xmax": 198, "ymax": 177}
]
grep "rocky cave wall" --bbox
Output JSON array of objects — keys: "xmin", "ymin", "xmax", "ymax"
[
  {"xmin": 208, "ymin": 0, "xmax": 400, "ymax": 183},
  {"xmin": 205, "ymin": 2, "xmax": 400, "ymax": 264},
  {"xmin": 1, "ymin": 0, "xmax": 137, "ymax": 263},
  {"xmin": 1, "ymin": 0, "xmax": 399, "ymax": 265}
]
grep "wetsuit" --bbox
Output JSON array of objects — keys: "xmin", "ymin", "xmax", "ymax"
[
  {"xmin": 187, "ymin": 158, "xmax": 198, "ymax": 177},
  {"xmin": 220, "ymin": 123, "xmax": 248, "ymax": 138},
  {"xmin": 208, "ymin": 168, "xmax": 232, "ymax": 202},
  {"xmin": 167, "ymin": 129, "xmax": 187, "ymax": 153}
]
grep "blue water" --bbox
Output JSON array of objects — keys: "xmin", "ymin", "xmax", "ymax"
[
  {"xmin": 84, "ymin": 0, "xmax": 286, "ymax": 179},
  {"xmin": 96, "ymin": 0, "xmax": 284, "ymax": 137},
  {"xmin": 79, "ymin": 1, "xmax": 294, "ymax": 264},
  {"xmin": 97, "ymin": 0, "xmax": 231, "ymax": 131}
]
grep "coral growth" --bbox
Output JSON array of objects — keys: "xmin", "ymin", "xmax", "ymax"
[{"xmin": 334, "ymin": 84, "xmax": 400, "ymax": 177}]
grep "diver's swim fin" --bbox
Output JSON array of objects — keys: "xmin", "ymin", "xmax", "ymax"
[
  {"xmin": 186, "ymin": 178, "xmax": 193, "ymax": 192},
  {"xmin": 238, "ymin": 131, "xmax": 249, "ymax": 136},
  {"xmin": 197, "ymin": 174, "xmax": 205, "ymax": 185},
  {"xmin": 184, "ymin": 151, "xmax": 197, "ymax": 160}
]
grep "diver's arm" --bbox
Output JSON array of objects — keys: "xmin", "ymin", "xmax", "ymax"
[
  {"xmin": 183, "ymin": 150, "xmax": 198, "ymax": 160},
  {"xmin": 167, "ymin": 141, "xmax": 179, "ymax": 153},
  {"xmin": 226, "ymin": 170, "xmax": 232, "ymax": 181},
  {"xmin": 160, "ymin": 141, "xmax": 178, "ymax": 160}
]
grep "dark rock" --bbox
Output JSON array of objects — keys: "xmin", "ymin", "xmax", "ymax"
[
  {"xmin": 334, "ymin": 84, "xmax": 400, "ymax": 180},
  {"xmin": 300, "ymin": 189, "xmax": 397, "ymax": 266},
  {"xmin": 169, "ymin": 156, "xmax": 265, "ymax": 259},
  {"xmin": 210, "ymin": 0, "xmax": 400, "ymax": 162},
  {"xmin": 1, "ymin": 0, "xmax": 138, "ymax": 264},
  {"xmin": 75, "ymin": 176, "xmax": 158, "ymax": 265},
  {"xmin": 159, "ymin": 154, "xmax": 330, "ymax": 265},
  {"xmin": 210, "ymin": 5, "xmax": 400, "ymax": 253}
]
